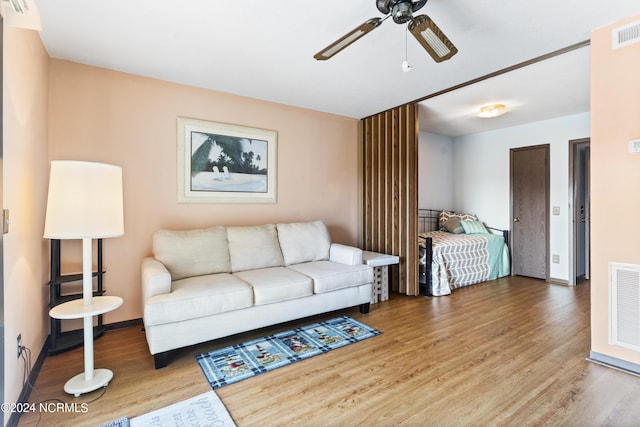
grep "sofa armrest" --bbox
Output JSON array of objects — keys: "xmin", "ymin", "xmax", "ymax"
[
  {"xmin": 141, "ymin": 257, "xmax": 172, "ymax": 304},
  {"xmin": 329, "ymin": 243, "xmax": 363, "ymax": 265}
]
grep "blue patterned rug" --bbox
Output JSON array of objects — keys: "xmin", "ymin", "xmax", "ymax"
[{"xmin": 197, "ymin": 316, "xmax": 381, "ymax": 389}]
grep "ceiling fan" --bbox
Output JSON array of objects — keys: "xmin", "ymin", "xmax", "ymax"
[{"xmin": 314, "ymin": 0, "xmax": 458, "ymax": 63}]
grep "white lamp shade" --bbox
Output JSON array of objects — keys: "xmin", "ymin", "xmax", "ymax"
[{"xmin": 44, "ymin": 161, "xmax": 124, "ymax": 239}]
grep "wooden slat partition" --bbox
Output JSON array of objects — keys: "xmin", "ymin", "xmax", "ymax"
[{"xmin": 362, "ymin": 104, "xmax": 418, "ymax": 295}]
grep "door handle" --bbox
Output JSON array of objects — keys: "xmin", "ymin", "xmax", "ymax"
[{"xmin": 513, "ymin": 217, "xmax": 520, "ymax": 222}]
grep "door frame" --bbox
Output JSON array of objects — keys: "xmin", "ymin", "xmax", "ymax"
[
  {"xmin": 0, "ymin": 14, "xmax": 5, "ymax": 409},
  {"xmin": 509, "ymin": 144, "xmax": 550, "ymax": 280},
  {"xmin": 568, "ymin": 138, "xmax": 591, "ymax": 286}
]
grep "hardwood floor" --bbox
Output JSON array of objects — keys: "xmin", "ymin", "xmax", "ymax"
[{"xmin": 18, "ymin": 276, "xmax": 640, "ymax": 426}]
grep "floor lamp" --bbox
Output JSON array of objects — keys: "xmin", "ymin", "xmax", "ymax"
[{"xmin": 44, "ymin": 160, "xmax": 124, "ymax": 396}]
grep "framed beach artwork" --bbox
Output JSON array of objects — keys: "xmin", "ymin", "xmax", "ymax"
[{"xmin": 177, "ymin": 117, "xmax": 277, "ymax": 204}]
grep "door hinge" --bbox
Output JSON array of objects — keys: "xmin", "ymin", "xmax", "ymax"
[{"xmin": 3, "ymin": 209, "xmax": 9, "ymax": 234}]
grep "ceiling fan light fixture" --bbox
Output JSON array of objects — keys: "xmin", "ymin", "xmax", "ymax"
[
  {"xmin": 477, "ymin": 104, "xmax": 508, "ymax": 118},
  {"xmin": 314, "ymin": 18, "xmax": 382, "ymax": 60},
  {"xmin": 409, "ymin": 15, "xmax": 458, "ymax": 62}
]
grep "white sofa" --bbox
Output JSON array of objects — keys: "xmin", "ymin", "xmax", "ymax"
[{"xmin": 141, "ymin": 220, "xmax": 373, "ymax": 368}]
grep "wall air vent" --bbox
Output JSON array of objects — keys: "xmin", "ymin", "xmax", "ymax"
[
  {"xmin": 8, "ymin": 0, "xmax": 28, "ymax": 14},
  {"xmin": 612, "ymin": 20, "xmax": 640, "ymax": 49},
  {"xmin": 609, "ymin": 262, "xmax": 640, "ymax": 351}
]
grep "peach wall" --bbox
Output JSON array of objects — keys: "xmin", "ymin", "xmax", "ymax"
[
  {"xmin": 48, "ymin": 60, "xmax": 361, "ymax": 324},
  {"xmin": 3, "ymin": 26, "xmax": 50, "ymax": 422},
  {"xmin": 590, "ymin": 15, "xmax": 640, "ymax": 363}
]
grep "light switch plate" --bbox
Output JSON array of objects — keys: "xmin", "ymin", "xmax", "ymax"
[{"xmin": 552, "ymin": 206, "xmax": 560, "ymax": 215}]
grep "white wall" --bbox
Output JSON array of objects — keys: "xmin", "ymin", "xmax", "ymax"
[
  {"xmin": 452, "ymin": 112, "xmax": 590, "ymax": 282},
  {"xmin": 418, "ymin": 131, "xmax": 455, "ymax": 210}
]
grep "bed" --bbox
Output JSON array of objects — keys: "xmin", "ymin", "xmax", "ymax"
[{"xmin": 418, "ymin": 209, "xmax": 510, "ymax": 296}]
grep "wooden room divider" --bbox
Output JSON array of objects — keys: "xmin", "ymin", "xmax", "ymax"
[{"xmin": 362, "ymin": 104, "xmax": 419, "ymax": 296}]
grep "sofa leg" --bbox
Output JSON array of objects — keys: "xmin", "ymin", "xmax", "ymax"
[
  {"xmin": 359, "ymin": 302, "xmax": 370, "ymax": 314},
  {"xmin": 154, "ymin": 351, "xmax": 169, "ymax": 369}
]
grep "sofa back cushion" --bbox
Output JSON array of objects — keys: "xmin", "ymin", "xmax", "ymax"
[
  {"xmin": 277, "ymin": 221, "xmax": 331, "ymax": 266},
  {"xmin": 152, "ymin": 226, "xmax": 230, "ymax": 281},
  {"xmin": 227, "ymin": 224, "xmax": 284, "ymax": 272}
]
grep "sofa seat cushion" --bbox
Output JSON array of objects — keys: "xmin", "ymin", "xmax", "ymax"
[
  {"xmin": 288, "ymin": 261, "xmax": 373, "ymax": 294},
  {"xmin": 233, "ymin": 267, "xmax": 313, "ymax": 306},
  {"xmin": 144, "ymin": 273, "xmax": 252, "ymax": 327}
]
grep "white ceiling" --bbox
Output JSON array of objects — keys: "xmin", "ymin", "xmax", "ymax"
[{"xmin": 30, "ymin": 0, "xmax": 640, "ymax": 137}]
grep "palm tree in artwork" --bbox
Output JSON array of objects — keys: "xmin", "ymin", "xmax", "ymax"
[
  {"xmin": 191, "ymin": 138, "xmax": 213, "ymax": 177},
  {"xmin": 191, "ymin": 133, "xmax": 259, "ymax": 177}
]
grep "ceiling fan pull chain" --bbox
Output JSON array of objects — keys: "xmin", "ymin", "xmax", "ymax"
[{"xmin": 402, "ymin": 26, "xmax": 412, "ymax": 72}]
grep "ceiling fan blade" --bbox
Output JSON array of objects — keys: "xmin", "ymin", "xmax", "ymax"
[
  {"xmin": 409, "ymin": 15, "xmax": 458, "ymax": 63},
  {"xmin": 314, "ymin": 18, "xmax": 383, "ymax": 61}
]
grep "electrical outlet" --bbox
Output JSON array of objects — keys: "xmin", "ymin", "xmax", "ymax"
[
  {"xmin": 17, "ymin": 334, "xmax": 23, "ymax": 358},
  {"xmin": 552, "ymin": 254, "xmax": 560, "ymax": 264}
]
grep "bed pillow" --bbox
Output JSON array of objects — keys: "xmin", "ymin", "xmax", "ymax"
[
  {"xmin": 441, "ymin": 217, "xmax": 464, "ymax": 234},
  {"xmin": 439, "ymin": 210, "xmax": 478, "ymax": 229},
  {"xmin": 461, "ymin": 220, "xmax": 489, "ymax": 234}
]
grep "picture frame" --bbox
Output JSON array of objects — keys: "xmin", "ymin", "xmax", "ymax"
[{"xmin": 177, "ymin": 117, "xmax": 277, "ymax": 204}]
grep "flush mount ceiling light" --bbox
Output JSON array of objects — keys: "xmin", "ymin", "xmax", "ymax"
[{"xmin": 477, "ymin": 104, "xmax": 508, "ymax": 118}]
